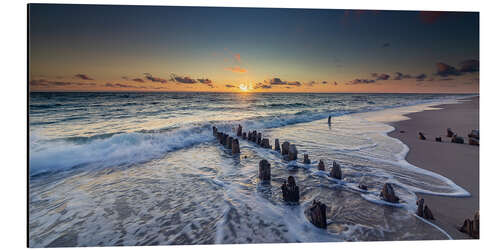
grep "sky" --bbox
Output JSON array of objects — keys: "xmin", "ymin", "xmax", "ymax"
[{"xmin": 28, "ymin": 4, "xmax": 479, "ymax": 93}]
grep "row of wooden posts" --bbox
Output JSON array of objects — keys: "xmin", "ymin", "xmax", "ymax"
[
  {"xmin": 418, "ymin": 128, "xmax": 479, "ymax": 146},
  {"xmin": 211, "ymin": 124, "xmax": 432, "ymax": 229}
]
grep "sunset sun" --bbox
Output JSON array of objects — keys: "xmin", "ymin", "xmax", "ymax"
[{"xmin": 239, "ymin": 84, "xmax": 249, "ymax": 92}]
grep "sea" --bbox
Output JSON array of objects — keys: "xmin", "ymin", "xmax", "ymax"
[{"xmin": 28, "ymin": 92, "xmax": 474, "ymax": 247}]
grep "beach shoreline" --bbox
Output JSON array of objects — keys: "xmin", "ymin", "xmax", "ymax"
[{"xmin": 388, "ymin": 96, "xmax": 479, "ymax": 239}]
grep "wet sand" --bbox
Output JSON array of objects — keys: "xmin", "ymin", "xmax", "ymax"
[{"xmin": 389, "ymin": 96, "xmax": 479, "ymax": 239}]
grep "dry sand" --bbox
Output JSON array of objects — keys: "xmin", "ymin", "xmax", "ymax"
[{"xmin": 388, "ymin": 96, "xmax": 479, "ymax": 239}]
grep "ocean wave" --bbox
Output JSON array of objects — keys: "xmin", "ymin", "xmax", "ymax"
[
  {"xmin": 29, "ymin": 125, "xmax": 214, "ymax": 176},
  {"xmin": 29, "ymin": 95, "xmax": 473, "ymax": 177}
]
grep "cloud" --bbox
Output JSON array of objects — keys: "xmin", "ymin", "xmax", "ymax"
[
  {"xmin": 346, "ymin": 78, "xmax": 377, "ymax": 85},
  {"xmin": 268, "ymin": 78, "xmax": 302, "ymax": 87},
  {"xmin": 30, "ymin": 79, "xmax": 97, "ymax": 87},
  {"xmin": 197, "ymin": 78, "xmax": 212, "ymax": 84},
  {"xmin": 74, "ymin": 74, "xmax": 94, "ymax": 80},
  {"xmin": 435, "ymin": 60, "xmax": 479, "ymax": 78},
  {"xmin": 197, "ymin": 78, "xmax": 214, "ymax": 88},
  {"xmin": 225, "ymin": 84, "xmax": 236, "ymax": 88},
  {"xmin": 144, "ymin": 73, "xmax": 168, "ymax": 83},
  {"xmin": 123, "ymin": 76, "xmax": 145, "ymax": 83},
  {"xmin": 168, "ymin": 74, "xmax": 214, "ymax": 87},
  {"xmin": 393, "ymin": 72, "xmax": 412, "ymax": 80},
  {"xmin": 234, "ymin": 53, "xmax": 241, "ymax": 62},
  {"xmin": 169, "ymin": 74, "xmax": 197, "ymax": 84},
  {"xmin": 381, "ymin": 42, "xmax": 391, "ymax": 48},
  {"xmin": 269, "ymin": 78, "xmax": 286, "ymax": 85},
  {"xmin": 436, "ymin": 63, "xmax": 461, "ymax": 77},
  {"xmin": 254, "ymin": 82, "xmax": 272, "ymax": 89},
  {"xmin": 319, "ymin": 80, "xmax": 338, "ymax": 86},
  {"xmin": 105, "ymin": 82, "xmax": 146, "ymax": 89},
  {"xmin": 459, "ymin": 59, "xmax": 479, "ymax": 73},
  {"xmin": 287, "ymin": 81, "xmax": 301, "ymax": 86},
  {"xmin": 437, "ymin": 78, "xmax": 454, "ymax": 81},
  {"xmin": 419, "ymin": 11, "xmax": 446, "ymax": 24},
  {"xmin": 376, "ymin": 73, "xmax": 390, "ymax": 80},
  {"xmin": 225, "ymin": 66, "xmax": 247, "ymax": 73},
  {"xmin": 415, "ymin": 73, "xmax": 427, "ymax": 81},
  {"xmin": 371, "ymin": 73, "xmax": 390, "ymax": 80}
]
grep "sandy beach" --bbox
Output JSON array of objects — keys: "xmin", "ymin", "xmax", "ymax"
[{"xmin": 389, "ymin": 96, "xmax": 479, "ymax": 239}]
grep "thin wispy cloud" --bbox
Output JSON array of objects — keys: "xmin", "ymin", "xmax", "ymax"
[
  {"xmin": 234, "ymin": 53, "xmax": 241, "ymax": 62},
  {"xmin": 197, "ymin": 78, "xmax": 212, "ymax": 84},
  {"xmin": 269, "ymin": 78, "xmax": 301, "ymax": 87},
  {"xmin": 393, "ymin": 72, "xmax": 413, "ymax": 80},
  {"xmin": 225, "ymin": 66, "xmax": 247, "ymax": 73},
  {"xmin": 74, "ymin": 74, "xmax": 94, "ymax": 80},
  {"xmin": 30, "ymin": 79, "xmax": 97, "ymax": 87},
  {"xmin": 105, "ymin": 82, "xmax": 146, "ymax": 89},
  {"xmin": 346, "ymin": 78, "xmax": 377, "ymax": 85},
  {"xmin": 415, "ymin": 73, "xmax": 427, "ymax": 81},
  {"xmin": 254, "ymin": 82, "xmax": 272, "ymax": 89},
  {"xmin": 144, "ymin": 73, "xmax": 168, "ymax": 83},
  {"xmin": 170, "ymin": 75, "xmax": 197, "ymax": 84}
]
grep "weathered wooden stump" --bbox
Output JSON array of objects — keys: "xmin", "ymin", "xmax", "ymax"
[
  {"xmin": 468, "ymin": 129, "xmax": 479, "ymax": 140},
  {"xmin": 212, "ymin": 126, "xmax": 218, "ymax": 136},
  {"xmin": 417, "ymin": 198, "xmax": 425, "ymax": 217},
  {"xmin": 257, "ymin": 132, "xmax": 262, "ymax": 145},
  {"xmin": 275, "ymin": 139, "xmax": 281, "ymax": 152},
  {"xmin": 221, "ymin": 133, "xmax": 228, "ymax": 145},
  {"xmin": 451, "ymin": 134, "xmax": 464, "ymax": 144},
  {"xmin": 380, "ymin": 183, "xmax": 399, "ymax": 203},
  {"xmin": 242, "ymin": 132, "xmax": 247, "ymax": 140},
  {"xmin": 303, "ymin": 154, "xmax": 311, "ymax": 164},
  {"xmin": 237, "ymin": 124, "xmax": 242, "ymax": 137},
  {"xmin": 252, "ymin": 131, "xmax": 257, "ymax": 143},
  {"xmin": 423, "ymin": 205, "xmax": 434, "ymax": 220},
  {"xmin": 435, "ymin": 136, "xmax": 442, "ymax": 142},
  {"xmin": 261, "ymin": 138, "xmax": 271, "ymax": 148},
  {"xmin": 281, "ymin": 176, "xmax": 300, "ymax": 203},
  {"xmin": 226, "ymin": 136, "xmax": 233, "ymax": 149},
  {"xmin": 416, "ymin": 198, "xmax": 434, "ymax": 220},
  {"xmin": 447, "ymin": 128, "xmax": 454, "ymax": 137},
  {"xmin": 318, "ymin": 159, "xmax": 325, "ymax": 171},
  {"xmin": 232, "ymin": 138, "xmax": 240, "ymax": 154},
  {"xmin": 459, "ymin": 211, "xmax": 479, "ymax": 239},
  {"xmin": 418, "ymin": 132, "xmax": 426, "ymax": 140},
  {"xmin": 329, "ymin": 161, "xmax": 342, "ymax": 179},
  {"xmin": 328, "ymin": 115, "xmax": 332, "ymax": 124},
  {"xmin": 288, "ymin": 144, "xmax": 298, "ymax": 161},
  {"xmin": 258, "ymin": 159, "xmax": 271, "ymax": 182},
  {"xmin": 308, "ymin": 200, "xmax": 327, "ymax": 229},
  {"xmin": 469, "ymin": 137, "xmax": 479, "ymax": 146},
  {"xmin": 281, "ymin": 141, "xmax": 290, "ymax": 156}
]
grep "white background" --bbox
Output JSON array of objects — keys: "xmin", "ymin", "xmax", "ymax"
[{"xmin": 0, "ymin": 0, "xmax": 498, "ymax": 249}]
